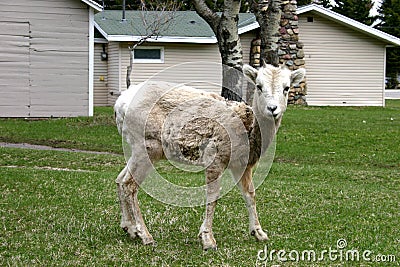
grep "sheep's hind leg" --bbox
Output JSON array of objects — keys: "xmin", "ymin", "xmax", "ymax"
[
  {"xmin": 122, "ymin": 159, "xmax": 155, "ymax": 245},
  {"xmin": 116, "ymin": 166, "xmax": 137, "ymax": 238},
  {"xmin": 199, "ymin": 165, "xmax": 222, "ymax": 251},
  {"xmin": 234, "ymin": 166, "xmax": 269, "ymax": 241}
]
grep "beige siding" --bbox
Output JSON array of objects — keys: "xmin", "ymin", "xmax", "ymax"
[
  {"xmin": 0, "ymin": 21, "xmax": 30, "ymax": 117},
  {"xmin": 94, "ymin": 43, "xmax": 108, "ymax": 106},
  {"xmin": 119, "ymin": 43, "xmax": 222, "ymax": 94},
  {"xmin": 107, "ymin": 42, "xmax": 121, "ymax": 105},
  {"xmin": 0, "ymin": 0, "xmax": 90, "ymax": 117},
  {"xmin": 299, "ymin": 12, "xmax": 386, "ymax": 106}
]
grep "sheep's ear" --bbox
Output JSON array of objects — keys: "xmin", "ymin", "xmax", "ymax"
[
  {"xmin": 290, "ymin": 68, "xmax": 306, "ymax": 86},
  {"xmin": 243, "ymin": 64, "xmax": 258, "ymax": 84}
]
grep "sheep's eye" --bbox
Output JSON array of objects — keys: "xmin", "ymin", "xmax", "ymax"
[
  {"xmin": 283, "ymin": 86, "xmax": 290, "ymax": 93},
  {"xmin": 256, "ymin": 84, "xmax": 263, "ymax": 92}
]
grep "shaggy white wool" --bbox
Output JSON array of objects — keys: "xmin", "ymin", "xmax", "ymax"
[
  {"xmin": 114, "ymin": 64, "xmax": 305, "ymax": 250},
  {"xmin": 114, "ymin": 82, "xmax": 146, "ymax": 134}
]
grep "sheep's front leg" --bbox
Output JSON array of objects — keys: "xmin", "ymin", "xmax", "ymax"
[
  {"xmin": 124, "ymin": 176, "xmax": 154, "ymax": 245},
  {"xmin": 199, "ymin": 201, "xmax": 218, "ymax": 251},
  {"xmin": 235, "ymin": 166, "xmax": 269, "ymax": 241},
  {"xmin": 199, "ymin": 165, "xmax": 222, "ymax": 251},
  {"xmin": 121, "ymin": 159, "xmax": 155, "ymax": 245},
  {"xmin": 116, "ymin": 166, "xmax": 137, "ymax": 238}
]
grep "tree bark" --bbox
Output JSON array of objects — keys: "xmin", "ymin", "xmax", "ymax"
[
  {"xmin": 193, "ymin": 0, "xmax": 244, "ymax": 101},
  {"xmin": 251, "ymin": 0, "xmax": 282, "ymax": 66},
  {"xmin": 126, "ymin": 40, "xmax": 145, "ymax": 89},
  {"xmin": 126, "ymin": 51, "xmax": 133, "ymax": 89}
]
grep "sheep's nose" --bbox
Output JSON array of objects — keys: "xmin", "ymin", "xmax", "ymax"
[{"xmin": 268, "ymin": 105, "xmax": 277, "ymax": 114}]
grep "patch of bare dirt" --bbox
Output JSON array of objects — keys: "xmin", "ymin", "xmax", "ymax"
[{"xmin": 0, "ymin": 142, "xmax": 121, "ymax": 156}]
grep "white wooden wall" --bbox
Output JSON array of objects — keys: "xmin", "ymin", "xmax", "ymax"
[
  {"xmin": 0, "ymin": 0, "xmax": 90, "ymax": 117},
  {"xmin": 299, "ymin": 12, "xmax": 386, "ymax": 106}
]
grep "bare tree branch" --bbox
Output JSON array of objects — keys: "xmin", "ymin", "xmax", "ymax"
[
  {"xmin": 192, "ymin": 0, "xmax": 220, "ymax": 33},
  {"xmin": 126, "ymin": 0, "xmax": 180, "ymax": 88}
]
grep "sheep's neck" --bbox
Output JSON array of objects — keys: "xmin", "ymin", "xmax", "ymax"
[{"xmin": 248, "ymin": 114, "xmax": 278, "ymax": 166}]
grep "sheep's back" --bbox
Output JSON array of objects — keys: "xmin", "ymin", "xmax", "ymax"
[{"xmin": 122, "ymin": 81, "xmax": 253, "ymax": 167}]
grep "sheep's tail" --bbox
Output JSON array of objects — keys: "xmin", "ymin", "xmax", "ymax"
[
  {"xmin": 114, "ymin": 98, "xmax": 126, "ymax": 135},
  {"xmin": 114, "ymin": 82, "xmax": 145, "ymax": 135}
]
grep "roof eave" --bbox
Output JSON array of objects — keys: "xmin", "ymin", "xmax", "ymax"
[
  {"xmin": 297, "ymin": 4, "xmax": 400, "ymax": 46},
  {"xmin": 81, "ymin": 0, "xmax": 103, "ymax": 12},
  {"xmin": 106, "ymin": 35, "xmax": 217, "ymax": 44},
  {"xmin": 95, "ymin": 38, "xmax": 108, "ymax": 44},
  {"xmin": 94, "ymin": 21, "xmax": 109, "ymax": 40},
  {"xmin": 238, "ymin": 22, "xmax": 259, "ymax": 35}
]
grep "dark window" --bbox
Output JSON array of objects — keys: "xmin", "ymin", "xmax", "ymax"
[
  {"xmin": 307, "ymin": 17, "xmax": 314, "ymax": 23},
  {"xmin": 134, "ymin": 48, "xmax": 161, "ymax": 60}
]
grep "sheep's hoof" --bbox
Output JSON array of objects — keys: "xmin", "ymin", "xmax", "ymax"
[
  {"xmin": 251, "ymin": 228, "xmax": 269, "ymax": 241},
  {"xmin": 199, "ymin": 231, "xmax": 217, "ymax": 251},
  {"xmin": 204, "ymin": 245, "xmax": 218, "ymax": 251},
  {"xmin": 120, "ymin": 222, "xmax": 138, "ymax": 239},
  {"xmin": 142, "ymin": 236, "xmax": 156, "ymax": 246}
]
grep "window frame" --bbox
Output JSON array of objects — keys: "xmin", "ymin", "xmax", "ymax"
[{"xmin": 132, "ymin": 46, "xmax": 165, "ymax": 63}]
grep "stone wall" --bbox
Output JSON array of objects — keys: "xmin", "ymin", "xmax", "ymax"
[{"xmin": 250, "ymin": 1, "xmax": 307, "ymax": 105}]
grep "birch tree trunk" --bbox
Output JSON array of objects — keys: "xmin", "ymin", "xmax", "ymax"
[
  {"xmin": 193, "ymin": 0, "xmax": 244, "ymax": 101},
  {"xmin": 251, "ymin": 0, "xmax": 282, "ymax": 66}
]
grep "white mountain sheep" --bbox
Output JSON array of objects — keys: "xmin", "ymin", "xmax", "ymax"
[{"xmin": 114, "ymin": 63, "xmax": 305, "ymax": 250}]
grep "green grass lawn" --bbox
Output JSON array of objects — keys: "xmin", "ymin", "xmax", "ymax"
[{"xmin": 1, "ymin": 101, "xmax": 399, "ymax": 266}]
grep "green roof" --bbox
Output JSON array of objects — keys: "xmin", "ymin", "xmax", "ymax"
[
  {"xmin": 95, "ymin": 10, "xmax": 256, "ymax": 42},
  {"xmin": 95, "ymin": 6, "xmax": 400, "ymax": 46}
]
